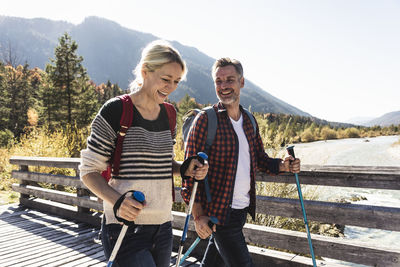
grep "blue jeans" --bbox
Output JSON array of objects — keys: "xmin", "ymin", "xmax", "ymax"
[
  {"xmin": 201, "ymin": 208, "xmax": 254, "ymax": 267},
  {"xmin": 101, "ymin": 219, "xmax": 173, "ymax": 267}
]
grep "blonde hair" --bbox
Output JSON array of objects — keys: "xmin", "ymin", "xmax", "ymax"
[{"xmin": 129, "ymin": 40, "xmax": 187, "ymax": 92}]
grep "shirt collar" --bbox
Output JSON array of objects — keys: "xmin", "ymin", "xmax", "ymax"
[{"xmin": 216, "ymin": 102, "xmax": 244, "ymax": 113}]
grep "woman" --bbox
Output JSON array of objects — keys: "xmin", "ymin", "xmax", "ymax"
[{"xmin": 79, "ymin": 40, "xmax": 208, "ymax": 267}]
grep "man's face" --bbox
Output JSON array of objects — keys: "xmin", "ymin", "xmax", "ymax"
[{"xmin": 214, "ymin": 65, "xmax": 244, "ymax": 106}]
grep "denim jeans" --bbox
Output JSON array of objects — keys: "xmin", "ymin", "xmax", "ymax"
[
  {"xmin": 201, "ymin": 208, "xmax": 254, "ymax": 267},
  {"xmin": 101, "ymin": 219, "xmax": 173, "ymax": 267}
]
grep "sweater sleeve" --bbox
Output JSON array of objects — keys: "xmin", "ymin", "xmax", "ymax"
[{"xmin": 79, "ymin": 99, "xmax": 120, "ymax": 178}]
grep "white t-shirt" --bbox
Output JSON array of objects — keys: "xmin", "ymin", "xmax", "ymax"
[{"xmin": 230, "ymin": 114, "xmax": 251, "ymax": 209}]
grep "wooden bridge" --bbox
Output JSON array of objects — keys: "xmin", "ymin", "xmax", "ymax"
[{"xmin": 2, "ymin": 156, "xmax": 400, "ymax": 266}]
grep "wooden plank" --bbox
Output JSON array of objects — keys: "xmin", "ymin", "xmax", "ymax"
[
  {"xmin": 172, "ymin": 192, "xmax": 400, "ymax": 231},
  {"xmin": 0, "ymin": 230, "xmax": 96, "ymax": 263},
  {"xmin": 301, "ymin": 164, "xmax": 400, "ymax": 174},
  {"xmin": 22, "ymin": 242, "xmax": 103, "ymax": 267},
  {"xmin": 0, "ymin": 226, "xmax": 93, "ymax": 255},
  {"xmin": 12, "ymin": 171, "xmax": 86, "ymax": 189},
  {"xmin": 6, "ymin": 239, "xmax": 96, "ymax": 267},
  {"xmin": 172, "ymin": 211, "xmax": 400, "ymax": 267},
  {"xmin": 18, "ymin": 198, "xmax": 102, "ymax": 226},
  {"xmin": 244, "ymin": 223, "xmax": 400, "ymax": 267},
  {"xmin": 0, "ymin": 219, "xmax": 90, "ymax": 253},
  {"xmin": 0, "ymin": 220, "xmax": 77, "ymax": 243},
  {"xmin": 257, "ymin": 170, "xmax": 400, "ymax": 190},
  {"xmin": 12, "ymin": 184, "xmax": 103, "ymax": 211},
  {"xmin": 256, "ymin": 196, "xmax": 400, "ymax": 231},
  {"xmin": 60, "ymin": 249, "xmax": 106, "ymax": 267},
  {"xmin": 10, "ymin": 156, "xmax": 400, "ymax": 189},
  {"xmin": 9, "ymin": 156, "xmax": 80, "ymax": 169},
  {"xmin": 81, "ymin": 259, "xmax": 107, "ymax": 267}
]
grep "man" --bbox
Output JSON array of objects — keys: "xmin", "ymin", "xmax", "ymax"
[{"xmin": 181, "ymin": 58, "xmax": 301, "ymax": 267}]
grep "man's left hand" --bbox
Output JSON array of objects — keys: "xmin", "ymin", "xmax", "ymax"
[{"xmin": 279, "ymin": 156, "xmax": 301, "ymax": 173}]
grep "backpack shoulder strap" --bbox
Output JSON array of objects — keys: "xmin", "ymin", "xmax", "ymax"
[
  {"xmin": 112, "ymin": 94, "xmax": 134, "ymax": 176},
  {"xmin": 163, "ymin": 102, "xmax": 176, "ymax": 138},
  {"xmin": 203, "ymin": 106, "xmax": 217, "ymax": 153},
  {"xmin": 163, "ymin": 102, "xmax": 177, "ymax": 202},
  {"xmin": 243, "ymin": 108, "xmax": 257, "ymax": 136}
]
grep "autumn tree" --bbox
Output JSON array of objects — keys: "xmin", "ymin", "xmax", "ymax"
[{"xmin": 2, "ymin": 64, "xmax": 36, "ymax": 137}]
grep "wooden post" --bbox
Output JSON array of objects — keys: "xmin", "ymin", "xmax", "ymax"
[
  {"xmin": 19, "ymin": 165, "xmax": 29, "ymax": 200},
  {"xmin": 75, "ymin": 167, "xmax": 90, "ymax": 214}
]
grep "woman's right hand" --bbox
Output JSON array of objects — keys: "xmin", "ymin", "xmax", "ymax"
[{"xmin": 117, "ymin": 196, "xmax": 145, "ymax": 222}]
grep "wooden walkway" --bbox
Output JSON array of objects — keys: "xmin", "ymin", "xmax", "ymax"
[{"xmin": 0, "ymin": 204, "xmax": 200, "ymax": 267}]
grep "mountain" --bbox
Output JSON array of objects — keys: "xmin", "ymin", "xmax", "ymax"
[
  {"xmin": 364, "ymin": 111, "xmax": 400, "ymax": 127},
  {"xmin": 345, "ymin": 116, "xmax": 375, "ymax": 126},
  {"xmin": 0, "ymin": 15, "xmax": 310, "ymax": 116}
]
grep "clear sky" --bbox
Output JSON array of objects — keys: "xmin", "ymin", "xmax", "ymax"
[{"xmin": 3, "ymin": 0, "xmax": 400, "ymax": 123}]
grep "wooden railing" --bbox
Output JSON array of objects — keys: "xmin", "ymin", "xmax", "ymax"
[{"xmin": 9, "ymin": 156, "xmax": 400, "ymax": 267}]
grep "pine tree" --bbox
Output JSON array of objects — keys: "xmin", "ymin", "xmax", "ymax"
[
  {"xmin": 45, "ymin": 33, "xmax": 88, "ymax": 126},
  {"xmin": 74, "ymin": 79, "xmax": 100, "ymax": 127}
]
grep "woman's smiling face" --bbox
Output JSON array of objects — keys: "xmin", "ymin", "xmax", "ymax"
[{"xmin": 142, "ymin": 62, "xmax": 183, "ymax": 103}]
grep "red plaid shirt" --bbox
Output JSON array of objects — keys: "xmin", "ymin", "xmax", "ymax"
[{"xmin": 181, "ymin": 102, "xmax": 281, "ymax": 225}]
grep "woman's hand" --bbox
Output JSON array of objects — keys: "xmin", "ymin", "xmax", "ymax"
[
  {"xmin": 117, "ymin": 196, "xmax": 145, "ymax": 222},
  {"xmin": 184, "ymin": 158, "xmax": 209, "ymax": 180}
]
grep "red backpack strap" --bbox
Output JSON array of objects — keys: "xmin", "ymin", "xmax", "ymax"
[
  {"xmin": 163, "ymin": 102, "xmax": 176, "ymax": 138},
  {"xmin": 163, "ymin": 102, "xmax": 177, "ymax": 201},
  {"xmin": 112, "ymin": 94, "xmax": 134, "ymax": 176}
]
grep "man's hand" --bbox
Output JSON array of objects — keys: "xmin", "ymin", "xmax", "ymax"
[
  {"xmin": 279, "ymin": 156, "xmax": 301, "ymax": 173},
  {"xmin": 184, "ymin": 158, "xmax": 209, "ymax": 180},
  {"xmin": 194, "ymin": 216, "xmax": 215, "ymax": 239}
]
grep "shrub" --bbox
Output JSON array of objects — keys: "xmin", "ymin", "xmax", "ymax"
[
  {"xmin": 0, "ymin": 129, "xmax": 14, "ymax": 147},
  {"xmin": 344, "ymin": 127, "xmax": 360, "ymax": 138},
  {"xmin": 300, "ymin": 128, "xmax": 315, "ymax": 143},
  {"xmin": 320, "ymin": 127, "xmax": 337, "ymax": 140}
]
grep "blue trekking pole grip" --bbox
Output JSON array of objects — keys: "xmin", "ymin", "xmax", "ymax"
[
  {"xmin": 286, "ymin": 146, "xmax": 317, "ymax": 267},
  {"xmin": 107, "ymin": 191, "xmax": 145, "ymax": 267}
]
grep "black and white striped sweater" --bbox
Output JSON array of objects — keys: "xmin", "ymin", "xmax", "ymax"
[{"xmin": 79, "ymin": 97, "xmax": 175, "ymax": 225}]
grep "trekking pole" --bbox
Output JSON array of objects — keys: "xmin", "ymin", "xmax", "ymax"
[
  {"xmin": 286, "ymin": 146, "xmax": 317, "ymax": 267},
  {"xmin": 107, "ymin": 191, "xmax": 145, "ymax": 267},
  {"xmin": 178, "ymin": 216, "xmax": 219, "ymax": 265},
  {"xmin": 175, "ymin": 152, "xmax": 208, "ymax": 267}
]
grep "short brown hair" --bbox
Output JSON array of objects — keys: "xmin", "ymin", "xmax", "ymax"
[{"xmin": 212, "ymin": 57, "xmax": 243, "ymax": 79}]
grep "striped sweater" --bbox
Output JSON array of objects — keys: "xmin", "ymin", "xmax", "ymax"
[{"xmin": 79, "ymin": 97, "xmax": 175, "ymax": 225}]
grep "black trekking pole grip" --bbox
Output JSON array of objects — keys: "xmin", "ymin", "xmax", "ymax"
[{"xmin": 286, "ymin": 145, "xmax": 296, "ymax": 159}]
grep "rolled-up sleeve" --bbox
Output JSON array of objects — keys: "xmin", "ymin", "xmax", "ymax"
[{"xmin": 181, "ymin": 112, "xmax": 208, "ymax": 204}]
